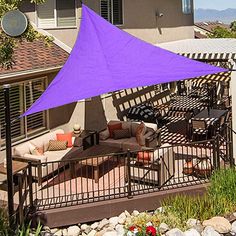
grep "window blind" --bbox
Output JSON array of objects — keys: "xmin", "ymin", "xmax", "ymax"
[
  {"xmin": 112, "ymin": 0, "xmax": 123, "ymax": 25},
  {"xmin": 56, "ymin": 0, "xmax": 76, "ymax": 27},
  {"xmin": 0, "ymin": 78, "xmax": 48, "ymax": 145},
  {"xmin": 37, "ymin": 0, "xmax": 55, "ymax": 28}
]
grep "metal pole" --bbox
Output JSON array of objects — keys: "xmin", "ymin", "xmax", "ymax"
[{"xmin": 3, "ymin": 84, "xmax": 14, "ymax": 226}]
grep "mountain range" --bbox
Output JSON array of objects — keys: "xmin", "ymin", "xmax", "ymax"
[{"xmin": 194, "ymin": 8, "xmax": 236, "ymax": 24}]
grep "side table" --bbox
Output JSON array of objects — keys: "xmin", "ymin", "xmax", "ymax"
[
  {"xmin": 0, "ymin": 160, "xmax": 28, "ymax": 224},
  {"xmin": 74, "ymin": 130, "xmax": 98, "ymax": 150}
]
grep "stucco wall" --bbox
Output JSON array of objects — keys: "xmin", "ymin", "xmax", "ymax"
[{"xmin": 21, "ymin": 0, "xmax": 194, "ymax": 47}]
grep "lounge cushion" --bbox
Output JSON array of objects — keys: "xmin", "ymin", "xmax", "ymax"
[
  {"xmin": 113, "ymin": 129, "xmax": 131, "ymax": 140},
  {"xmin": 44, "ymin": 148, "xmax": 72, "ymax": 162},
  {"xmin": 48, "ymin": 140, "xmax": 68, "ymax": 151}
]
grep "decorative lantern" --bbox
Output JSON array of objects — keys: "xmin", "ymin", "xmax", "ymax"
[{"xmin": 73, "ymin": 124, "xmax": 81, "ymax": 135}]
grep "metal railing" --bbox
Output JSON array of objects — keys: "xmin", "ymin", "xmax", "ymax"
[{"xmin": 25, "ymin": 134, "xmax": 233, "ymax": 212}]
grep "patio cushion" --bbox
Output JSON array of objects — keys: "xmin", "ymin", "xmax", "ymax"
[
  {"xmin": 113, "ymin": 129, "xmax": 131, "ymax": 140},
  {"xmin": 23, "ymin": 153, "xmax": 47, "ymax": 162},
  {"xmin": 99, "ymin": 128, "xmax": 110, "ymax": 140},
  {"xmin": 122, "ymin": 137, "xmax": 141, "ymax": 151},
  {"xmin": 99, "ymin": 138, "xmax": 123, "ymax": 149},
  {"xmin": 108, "ymin": 122, "xmax": 122, "ymax": 138},
  {"xmin": 44, "ymin": 148, "xmax": 72, "ymax": 162}
]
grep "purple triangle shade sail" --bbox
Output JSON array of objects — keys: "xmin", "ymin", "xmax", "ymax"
[{"xmin": 23, "ymin": 4, "xmax": 227, "ymax": 116}]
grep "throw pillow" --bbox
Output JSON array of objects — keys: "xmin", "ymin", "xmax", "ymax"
[
  {"xmin": 48, "ymin": 140, "xmax": 68, "ymax": 151},
  {"xmin": 29, "ymin": 142, "xmax": 36, "ymax": 154},
  {"xmin": 31, "ymin": 147, "xmax": 44, "ymax": 156},
  {"xmin": 108, "ymin": 122, "xmax": 122, "ymax": 138},
  {"xmin": 137, "ymin": 151, "xmax": 152, "ymax": 164},
  {"xmin": 56, "ymin": 133, "xmax": 73, "ymax": 147},
  {"xmin": 136, "ymin": 122, "xmax": 146, "ymax": 146},
  {"xmin": 99, "ymin": 128, "xmax": 110, "ymax": 140},
  {"xmin": 113, "ymin": 128, "xmax": 131, "ymax": 140}
]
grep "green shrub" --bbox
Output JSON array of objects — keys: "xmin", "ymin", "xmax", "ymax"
[
  {"xmin": 0, "ymin": 207, "xmax": 9, "ymax": 236},
  {"xmin": 161, "ymin": 168, "xmax": 236, "ymax": 229},
  {"xmin": 208, "ymin": 168, "xmax": 236, "ymax": 204}
]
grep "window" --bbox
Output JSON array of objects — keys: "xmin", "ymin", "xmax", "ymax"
[
  {"xmin": 37, "ymin": 0, "xmax": 76, "ymax": 28},
  {"xmin": 182, "ymin": 0, "xmax": 192, "ymax": 14},
  {"xmin": 100, "ymin": 0, "xmax": 123, "ymax": 25},
  {"xmin": 0, "ymin": 78, "xmax": 48, "ymax": 144}
]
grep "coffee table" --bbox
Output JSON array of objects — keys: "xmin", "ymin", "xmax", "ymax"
[{"xmin": 72, "ymin": 145, "xmax": 122, "ymax": 183}]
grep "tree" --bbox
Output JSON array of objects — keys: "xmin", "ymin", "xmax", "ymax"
[
  {"xmin": 208, "ymin": 22, "xmax": 236, "ymax": 39},
  {"xmin": 0, "ymin": 0, "xmax": 53, "ymax": 69}
]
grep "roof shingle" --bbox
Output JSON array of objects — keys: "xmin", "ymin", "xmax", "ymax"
[{"xmin": 0, "ymin": 39, "xmax": 69, "ymax": 76}]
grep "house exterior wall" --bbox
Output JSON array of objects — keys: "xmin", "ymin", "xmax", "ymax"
[{"xmin": 21, "ymin": 0, "xmax": 194, "ymax": 48}]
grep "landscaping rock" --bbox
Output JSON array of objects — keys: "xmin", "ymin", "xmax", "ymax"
[
  {"xmin": 109, "ymin": 216, "xmax": 119, "ymax": 226},
  {"xmin": 118, "ymin": 213, "xmax": 126, "ymax": 224},
  {"xmin": 84, "ymin": 226, "xmax": 92, "ymax": 234},
  {"xmin": 87, "ymin": 229, "xmax": 97, "ymax": 236},
  {"xmin": 183, "ymin": 228, "xmax": 200, "ymax": 236},
  {"xmin": 91, "ymin": 222, "xmax": 99, "ymax": 230},
  {"xmin": 115, "ymin": 224, "xmax": 125, "ymax": 236},
  {"xmin": 201, "ymin": 226, "xmax": 221, "ymax": 236},
  {"xmin": 81, "ymin": 224, "xmax": 89, "ymax": 231},
  {"xmin": 53, "ymin": 230, "xmax": 63, "ymax": 236},
  {"xmin": 51, "ymin": 228, "xmax": 59, "ymax": 234},
  {"xmin": 98, "ymin": 219, "xmax": 109, "ymax": 230},
  {"xmin": 67, "ymin": 225, "xmax": 80, "ymax": 236},
  {"xmin": 159, "ymin": 222, "xmax": 169, "ymax": 234},
  {"xmin": 166, "ymin": 228, "xmax": 184, "ymax": 236},
  {"xmin": 103, "ymin": 231, "xmax": 118, "ymax": 236},
  {"xmin": 125, "ymin": 210, "xmax": 131, "ymax": 217},
  {"xmin": 203, "ymin": 216, "xmax": 231, "ymax": 234},
  {"xmin": 62, "ymin": 229, "xmax": 68, "ymax": 236},
  {"xmin": 231, "ymin": 221, "xmax": 236, "ymax": 234},
  {"xmin": 132, "ymin": 210, "xmax": 139, "ymax": 216},
  {"xmin": 186, "ymin": 219, "xmax": 201, "ymax": 228}
]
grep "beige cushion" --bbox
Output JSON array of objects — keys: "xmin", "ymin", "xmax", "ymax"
[
  {"xmin": 23, "ymin": 153, "xmax": 47, "ymax": 162},
  {"xmin": 99, "ymin": 128, "xmax": 110, "ymax": 140},
  {"xmin": 99, "ymin": 139, "xmax": 123, "ymax": 149},
  {"xmin": 131, "ymin": 122, "xmax": 140, "ymax": 137},
  {"xmin": 48, "ymin": 140, "xmax": 67, "ymax": 151},
  {"xmin": 145, "ymin": 122, "xmax": 158, "ymax": 132},
  {"xmin": 14, "ymin": 142, "xmax": 30, "ymax": 156},
  {"xmin": 122, "ymin": 137, "xmax": 141, "ymax": 151},
  {"xmin": 136, "ymin": 122, "xmax": 146, "ymax": 146},
  {"xmin": 44, "ymin": 148, "xmax": 72, "ymax": 162}
]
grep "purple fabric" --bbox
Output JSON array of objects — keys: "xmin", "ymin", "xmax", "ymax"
[{"xmin": 23, "ymin": 4, "xmax": 227, "ymax": 116}]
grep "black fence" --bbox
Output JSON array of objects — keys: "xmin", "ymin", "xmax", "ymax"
[{"xmin": 24, "ymin": 127, "xmax": 233, "ymax": 212}]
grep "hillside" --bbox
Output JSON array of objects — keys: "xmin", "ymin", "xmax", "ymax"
[{"xmin": 194, "ymin": 8, "xmax": 236, "ymax": 24}]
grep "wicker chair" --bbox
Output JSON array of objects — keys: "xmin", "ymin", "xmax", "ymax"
[{"xmin": 191, "ymin": 119, "xmax": 208, "ymax": 141}]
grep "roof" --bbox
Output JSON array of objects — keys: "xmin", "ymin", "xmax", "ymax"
[
  {"xmin": 194, "ymin": 21, "xmax": 230, "ymax": 33},
  {"xmin": 0, "ymin": 39, "xmax": 69, "ymax": 77},
  {"xmin": 158, "ymin": 38, "xmax": 236, "ymax": 60},
  {"xmin": 194, "ymin": 31, "xmax": 207, "ymax": 39}
]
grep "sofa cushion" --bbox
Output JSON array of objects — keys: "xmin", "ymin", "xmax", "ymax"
[
  {"xmin": 108, "ymin": 122, "xmax": 122, "ymax": 138},
  {"xmin": 14, "ymin": 142, "xmax": 30, "ymax": 156},
  {"xmin": 99, "ymin": 138, "xmax": 123, "ymax": 149},
  {"xmin": 131, "ymin": 122, "xmax": 140, "ymax": 137},
  {"xmin": 44, "ymin": 148, "xmax": 72, "ymax": 162},
  {"xmin": 99, "ymin": 128, "xmax": 110, "ymax": 140},
  {"xmin": 136, "ymin": 122, "xmax": 146, "ymax": 146},
  {"xmin": 122, "ymin": 137, "xmax": 142, "ymax": 151},
  {"xmin": 56, "ymin": 133, "xmax": 73, "ymax": 147},
  {"xmin": 113, "ymin": 129, "xmax": 131, "ymax": 140},
  {"xmin": 145, "ymin": 122, "xmax": 158, "ymax": 132},
  {"xmin": 48, "ymin": 140, "xmax": 68, "ymax": 151},
  {"xmin": 23, "ymin": 153, "xmax": 47, "ymax": 162}
]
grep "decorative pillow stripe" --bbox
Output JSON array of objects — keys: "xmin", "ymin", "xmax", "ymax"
[{"xmin": 48, "ymin": 140, "xmax": 68, "ymax": 151}]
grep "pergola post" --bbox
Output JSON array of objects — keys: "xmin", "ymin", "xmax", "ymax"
[
  {"xmin": 3, "ymin": 84, "xmax": 14, "ymax": 226},
  {"xmin": 231, "ymin": 61, "xmax": 236, "ymax": 162}
]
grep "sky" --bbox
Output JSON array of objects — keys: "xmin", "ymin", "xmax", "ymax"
[{"xmin": 194, "ymin": 0, "xmax": 236, "ymax": 10}]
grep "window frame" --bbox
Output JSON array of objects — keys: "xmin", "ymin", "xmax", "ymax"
[
  {"xmin": 182, "ymin": 0, "xmax": 192, "ymax": 14},
  {"xmin": 100, "ymin": 0, "xmax": 124, "ymax": 26},
  {"xmin": 36, "ymin": 0, "xmax": 77, "ymax": 29},
  {"xmin": 0, "ymin": 77, "xmax": 49, "ymax": 148}
]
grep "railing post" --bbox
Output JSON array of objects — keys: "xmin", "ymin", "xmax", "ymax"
[
  {"xmin": 212, "ymin": 138, "xmax": 217, "ymax": 170},
  {"xmin": 228, "ymin": 123, "xmax": 235, "ymax": 167},
  {"xmin": 127, "ymin": 149, "xmax": 132, "ymax": 199},
  {"xmin": 216, "ymin": 133, "xmax": 220, "ymax": 169},
  {"xmin": 28, "ymin": 162, "xmax": 34, "ymax": 209}
]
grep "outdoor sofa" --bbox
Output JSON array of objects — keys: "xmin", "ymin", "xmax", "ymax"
[
  {"xmin": 13, "ymin": 129, "xmax": 83, "ymax": 184},
  {"xmin": 99, "ymin": 120, "xmax": 161, "ymax": 151}
]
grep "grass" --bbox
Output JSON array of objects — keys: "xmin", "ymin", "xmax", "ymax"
[{"xmin": 160, "ymin": 168, "xmax": 236, "ymax": 229}]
